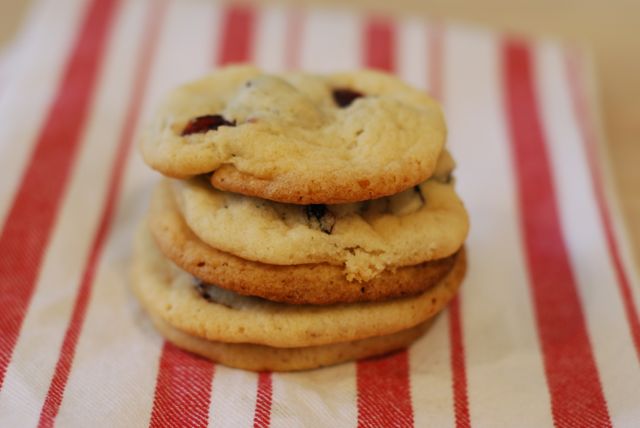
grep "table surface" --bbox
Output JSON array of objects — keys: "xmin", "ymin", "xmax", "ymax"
[{"xmin": 1, "ymin": 0, "xmax": 639, "ymax": 270}]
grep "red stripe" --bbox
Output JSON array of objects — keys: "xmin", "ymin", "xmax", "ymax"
[
  {"xmin": 364, "ymin": 17, "xmax": 395, "ymax": 71},
  {"xmin": 356, "ymin": 18, "xmax": 413, "ymax": 428},
  {"xmin": 252, "ymin": 372, "xmax": 273, "ymax": 428},
  {"xmin": 149, "ymin": 343, "xmax": 215, "ymax": 428},
  {"xmin": 148, "ymin": 4, "xmax": 258, "ymax": 425},
  {"xmin": 0, "ymin": 0, "xmax": 120, "ymax": 390},
  {"xmin": 216, "ymin": 5, "xmax": 255, "ymax": 65},
  {"xmin": 565, "ymin": 50, "xmax": 640, "ymax": 363},
  {"xmin": 36, "ymin": 2, "xmax": 167, "ymax": 426},
  {"xmin": 357, "ymin": 351, "xmax": 414, "ymax": 428},
  {"xmin": 448, "ymin": 298, "xmax": 470, "ymax": 428},
  {"xmin": 503, "ymin": 40, "xmax": 612, "ymax": 426}
]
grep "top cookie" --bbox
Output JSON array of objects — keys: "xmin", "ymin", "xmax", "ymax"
[{"xmin": 140, "ymin": 66, "xmax": 446, "ymax": 204}]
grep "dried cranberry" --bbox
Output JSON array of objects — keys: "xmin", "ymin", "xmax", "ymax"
[
  {"xmin": 181, "ymin": 115, "xmax": 235, "ymax": 136},
  {"xmin": 332, "ymin": 88, "xmax": 364, "ymax": 108}
]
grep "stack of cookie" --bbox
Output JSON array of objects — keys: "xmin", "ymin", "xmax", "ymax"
[{"xmin": 132, "ymin": 66, "xmax": 469, "ymax": 371}]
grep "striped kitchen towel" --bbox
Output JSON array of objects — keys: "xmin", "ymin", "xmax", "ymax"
[{"xmin": 0, "ymin": 0, "xmax": 639, "ymax": 426}]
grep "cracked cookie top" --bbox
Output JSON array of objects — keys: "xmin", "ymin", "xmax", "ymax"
[
  {"xmin": 140, "ymin": 65, "xmax": 447, "ymax": 204},
  {"xmin": 169, "ymin": 151, "xmax": 468, "ymax": 281}
]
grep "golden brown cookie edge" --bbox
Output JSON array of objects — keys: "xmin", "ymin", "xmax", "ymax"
[
  {"xmin": 210, "ymin": 162, "xmax": 432, "ymax": 205},
  {"xmin": 149, "ymin": 180, "xmax": 459, "ymax": 305},
  {"xmin": 148, "ymin": 310, "xmax": 432, "ymax": 372},
  {"xmin": 131, "ymin": 222, "xmax": 468, "ymax": 347}
]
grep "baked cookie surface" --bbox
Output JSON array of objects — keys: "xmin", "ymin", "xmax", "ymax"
[
  {"xmin": 171, "ymin": 158, "xmax": 468, "ymax": 281},
  {"xmin": 148, "ymin": 180, "xmax": 458, "ymax": 304},
  {"xmin": 148, "ymin": 313, "xmax": 432, "ymax": 372},
  {"xmin": 131, "ymin": 224, "xmax": 466, "ymax": 348},
  {"xmin": 140, "ymin": 66, "xmax": 446, "ymax": 204}
]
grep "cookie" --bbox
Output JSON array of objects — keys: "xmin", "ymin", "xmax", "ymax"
[
  {"xmin": 171, "ymin": 167, "xmax": 468, "ymax": 281},
  {"xmin": 139, "ymin": 65, "xmax": 446, "ymax": 204},
  {"xmin": 148, "ymin": 180, "xmax": 458, "ymax": 304},
  {"xmin": 148, "ymin": 312, "xmax": 432, "ymax": 372},
  {"xmin": 131, "ymin": 224, "xmax": 466, "ymax": 348}
]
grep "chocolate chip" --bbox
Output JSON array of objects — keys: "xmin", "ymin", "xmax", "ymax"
[
  {"xmin": 318, "ymin": 215, "xmax": 336, "ymax": 234},
  {"xmin": 193, "ymin": 279, "xmax": 213, "ymax": 301},
  {"xmin": 192, "ymin": 279, "xmax": 235, "ymax": 308},
  {"xmin": 414, "ymin": 185, "xmax": 425, "ymax": 204},
  {"xmin": 305, "ymin": 204, "xmax": 327, "ymax": 220},
  {"xmin": 305, "ymin": 204, "xmax": 336, "ymax": 234},
  {"xmin": 181, "ymin": 114, "xmax": 235, "ymax": 135},
  {"xmin": 196, "ymin": 172, "xmax": 214, "ymax": 183},
  {"xmin": 332, "ymin": 88, "xmax": 364, "ymax": 108}
]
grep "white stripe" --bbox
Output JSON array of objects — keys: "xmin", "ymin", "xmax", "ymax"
[
  {"xmin": 572, "ymin": 51, "xmax": 640, "ymax": 308},
  {"xmin": 0, "ymin": 0, "xmax": 141, "ymax": 426},
  {"xmin": 0, "ymin": 41, "xmax": 21, "ymax": 108},
  {"xmin": 404, "ymin": 22, "xmax": 454, "ymax": 426},
  {"xmin": 534, "ymin": 42, "xmax": 640, "ymax": 425},
  {"xmin": 410, "ymin": 315, "xmax": 455, "ymax": 428},
  {"xmin": 206, "ymin": 7, "xmax": 268, "ymax": 424},
  {"xmin": 255, "ymin": 5, "xmax": 362, "ymax": 425},
  {"xmin": 205, "ymin": 4, "xmax": 266, "ymax": 426},
  {"xmin": 0, "ymin": 0, "xmax": 143, "ymax": 425},
  {"xmin": 208, "ymin": 368, "xmax": 258, "ymax": 428},
  {"xmin": 271, "ymin": 364, "xmax": 358, "ymax": 426},
  {"xmin": 396, "ymin": 17, "xmax": 428, "ymax": 91},
  {"xmin": 298, "ymin": 9, "xmax": 360, "ymax": 71},
  {"xmin": 444, "ymin": 26, "xmax": 554, "ymax": 427},
  {"xmin": 0, "ymin": 0, "xmax": 89, "ymax": 227},
  {"xmin": 257, "ymin": 7, "xmax": 363, "ymax": 426},
  {"xmin": 253, "ymin": 6, "xmax": 289, "ymax": 72},
  {"xmin": 55, "ymin": 0, "xmax": 214, "ymax": 425}
]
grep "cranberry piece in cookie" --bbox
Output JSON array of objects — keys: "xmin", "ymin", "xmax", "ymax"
[
  {"xmin": 182, "ymin": 114, "xmax": 235, "ymax": 136},
  {"xmin": 332, "ymin": 88, "xmax": 364, "ymax": 108}
]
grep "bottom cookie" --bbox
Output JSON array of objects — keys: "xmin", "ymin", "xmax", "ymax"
[{"xmin": 148, "ymin": 311, "xmax": 433, "ymax": 372}]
